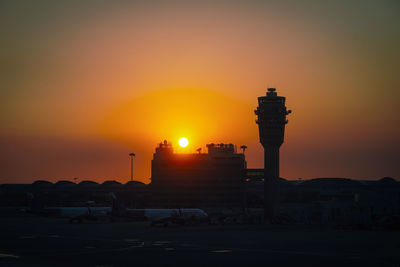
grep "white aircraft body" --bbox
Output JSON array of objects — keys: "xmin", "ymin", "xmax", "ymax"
[
  {"xmin": 145, "ymin": 208, "xmax": 208, "ymax": 226},
  {"xmin": 59, "ymin": 207, "xmax": 112, "ymax": 219},
  {"xmin": 27, "ymin": 193, "xmax": 111, "ymax": 223},
  {"xmin": 110, "ymin": 193, "xmax": 208, "ymax": 226},
  {"xmin": 27, "ymin": 192, "xmax": 208, "ymax": 225}
]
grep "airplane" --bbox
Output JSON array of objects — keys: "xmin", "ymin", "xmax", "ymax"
[
  {"xmin": 26, "ymin": 192, "xmax": 112, "ymax": 223},
  {"xmin": 146, "ymin": 208, "xmax": 209, "ymax": 226},
  {"xmin": 26, "ymin": 192, "xmax": 208, "ymax": 225},
  {"xmin": 110, "ymin": 193, "xmax": 208, "ymax": 226}
]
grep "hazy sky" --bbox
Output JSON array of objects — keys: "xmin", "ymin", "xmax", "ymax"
[{"xmin": 1, "ymin": 0, "xmax": 399, "ymax": 183}]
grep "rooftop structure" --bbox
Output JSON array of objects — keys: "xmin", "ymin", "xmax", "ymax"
[{"xmin": 150, "ymin": 141, "xmax": 246, "ymax": 208}]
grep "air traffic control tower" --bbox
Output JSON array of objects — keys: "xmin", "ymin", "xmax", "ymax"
[{"xmin": 255, "ymin": 88, "xmax": 291, "ymax": 221}]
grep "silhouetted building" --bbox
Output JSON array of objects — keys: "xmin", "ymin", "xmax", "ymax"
[
  {"xmin": 150, "ymin": 140, "xmax": 246, "ymax": 209},
  {"xmin": 255, "ymin": 88, "xmax": 291, "ymax": 220}
]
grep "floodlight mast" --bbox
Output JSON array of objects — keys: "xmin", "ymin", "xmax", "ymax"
[
  {"xmin": 129, "ymin": 153, "xmax": 136, "ymax": 182},
  {"xmin": 255, "ymin": 88, "xmax": 291, "ymax": 222}
]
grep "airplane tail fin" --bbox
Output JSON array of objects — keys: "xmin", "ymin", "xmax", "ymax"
[
  {"xmin": 26, "ymin": 192, "xmax": 43, "ymax": 212},
  {"xmin": 109, "ymin": 192, "xmax": 126, "ymax": 216}
]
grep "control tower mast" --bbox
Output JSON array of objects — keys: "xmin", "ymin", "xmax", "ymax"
[{"xmin": 255, "ymin": 88, "xmax": 291, "ymax": 221}]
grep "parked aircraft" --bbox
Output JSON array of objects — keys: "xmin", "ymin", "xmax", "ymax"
[
  {"xmin": 110, "ymin": 193, "xmax": 208, "ymax": 226},
  {"xmin": 26, "ymin": 192, "xmax": 208, "ymax": 225},
  {"xmin": 26, "ymin": 193, "xmax": 112, "ymax": 223}
]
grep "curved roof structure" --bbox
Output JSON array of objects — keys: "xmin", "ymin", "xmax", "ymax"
[
  {"xmin": 32, "ymin": 180, "xmax": 53, "ymax": 186},
  {"xmin": 55, "ymin": 180, "xmax": 75, "ymax": 186},
  {"xmin": 299, "ymin": 178, "xmax": 362, "ymax": 188},
  {"xmin": 78, "ymin": 180, "xmax": 99, "ymax": 186},
  {"xmin": 101, "ymin": 180, "xmax": 121, "ymax": 186}
]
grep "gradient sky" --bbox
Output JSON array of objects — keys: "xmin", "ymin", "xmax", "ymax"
[{"xmin": 1, "ymin": 0, "xmax": 399, "ymax": 184}]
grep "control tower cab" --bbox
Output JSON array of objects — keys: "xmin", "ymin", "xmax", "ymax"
[{"xmin": 255, "ymin": 88, "xmax": 291, "ymax": 221}]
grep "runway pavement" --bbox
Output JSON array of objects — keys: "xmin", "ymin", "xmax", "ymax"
[{"xmin": 0, "ymin": 214, "xmax": 399, "ymax": 266}]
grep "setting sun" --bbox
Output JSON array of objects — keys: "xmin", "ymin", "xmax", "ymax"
[{"xmin": 179, "ymin": 137, "xmax": 189, "ymax": 148}]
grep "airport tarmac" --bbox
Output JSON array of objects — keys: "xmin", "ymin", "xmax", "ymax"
[{"xmin": 0, "ymin": 214, "xmax": 399, "ymax": 266}]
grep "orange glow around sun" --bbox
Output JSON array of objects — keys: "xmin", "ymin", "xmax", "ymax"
[
  {"xmin": 98, "ymin": 89, "xmax": 257, "ymax": 151},
  {"xmin": 96, "ymin": 89, "xmax": 258, "ymax": 180}
]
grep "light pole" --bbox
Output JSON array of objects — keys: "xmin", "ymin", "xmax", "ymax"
[
  {"xmin": 240, "ymin": 145, "xmax": 247, "ymax": 156},
  {"xmin": 129, "ymin": 153, "xmax": 135, "ymax": 182}
]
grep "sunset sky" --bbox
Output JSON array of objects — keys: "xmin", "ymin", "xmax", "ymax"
[{"xmin": 1, "ymin": 0, "xmax": 399, "ymax": 184}]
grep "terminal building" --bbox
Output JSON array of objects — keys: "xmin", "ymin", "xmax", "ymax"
[{"xmin": 149, "ymin": 140, "xmax": 246, "ymax": 209}]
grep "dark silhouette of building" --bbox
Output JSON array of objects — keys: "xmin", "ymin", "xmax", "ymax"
[
  {"xmin": 255, "ymin": 88, "xmax": 291, "ymax": 220},
  {"xmin": 150, "ymin": 140, "xmax": 246, "ymax": 209}
]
